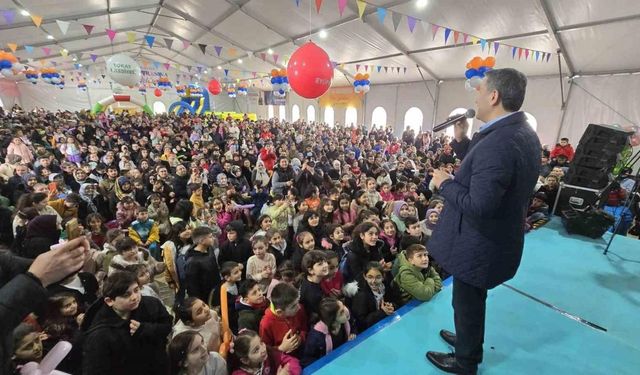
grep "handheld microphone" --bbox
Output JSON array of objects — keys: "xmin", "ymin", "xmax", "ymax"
[{"xmin": 432, "ymin": 109, "xmax": 475, "ymax": 133}]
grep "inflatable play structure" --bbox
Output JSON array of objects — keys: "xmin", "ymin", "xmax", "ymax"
[
  {"xmin": 91, "ymin": 94, "xmax": 153, "ymax": 115},
  {"xmin": 168, "ymin": 85, "xmax": 211, "ymax": 115}
]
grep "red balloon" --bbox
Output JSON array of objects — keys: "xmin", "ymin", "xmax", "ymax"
[
  {"xmin": 287, "ymin": 42, "xmax": 333, "ymax": 99},
  {"xmin": 208, "ymin": 79, "xmax": 222, "ymax": 95},
  {"xmin": 154, "ymin": 88, "xmax": 162, "ymax": 97}
]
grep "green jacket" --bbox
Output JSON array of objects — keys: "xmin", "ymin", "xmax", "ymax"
[{"xmin": 393, "ymin": 250, "xmax": 442, "ymax": 303}]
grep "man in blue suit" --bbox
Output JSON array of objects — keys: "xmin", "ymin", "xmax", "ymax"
[{"xmin": 426, "ymin": 68, "xmax": 541, "ymax": 374}]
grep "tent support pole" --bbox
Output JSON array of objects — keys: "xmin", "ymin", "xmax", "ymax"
[{"xmin": 431, "ymin": 82, "xmax": 441, "ymax": 131}]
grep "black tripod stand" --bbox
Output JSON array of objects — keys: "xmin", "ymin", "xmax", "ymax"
[{"xmin": 603, "ymin": 150, "xmax": 640, "ymax": 255}]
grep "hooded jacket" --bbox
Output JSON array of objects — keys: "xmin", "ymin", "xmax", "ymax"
[{"xmin": 393, "ymin": 250, "xmax": 442, "ymax": 303}]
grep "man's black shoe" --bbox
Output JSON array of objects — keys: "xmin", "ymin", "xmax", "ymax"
[
  {"xmin": 440, "ymin": 329, "xmax": 456, "ymax": 346},
  {"xmin": 426, "ymin": 352, "xmax": 477, "ymax": 375}
]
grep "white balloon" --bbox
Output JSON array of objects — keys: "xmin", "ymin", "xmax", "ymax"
[{"xmin": 106, "ymin": 54, "xmax": 141, "ymax": 87}]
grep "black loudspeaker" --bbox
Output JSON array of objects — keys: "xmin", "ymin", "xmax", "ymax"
[
  {"xmin": 564, "ymin": 124, "xmax": 630, "ymax": 189},
  {"xmin": 561, "ymin": 209, "xmax": 615, "ymax": 239}
]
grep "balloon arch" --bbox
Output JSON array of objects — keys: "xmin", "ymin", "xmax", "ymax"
[{"xmin": 91, "ymin": 94, "xmax": 153, "ymax": 116}]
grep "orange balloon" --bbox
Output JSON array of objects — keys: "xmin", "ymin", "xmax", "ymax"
[
  {"xmin": 470, "ymin": 56, "xmax": 483, "ymax": 69},
  {"xmin": 279, "ymin": 68, "xmax": 286, "ymax": 76},
  {"xmin": 271, "ymin": 69, "xmax": 279, "ymax": 77},
  {"xmin": 484, "ymin": 56, "xmax": 496, "ymax": 68}
]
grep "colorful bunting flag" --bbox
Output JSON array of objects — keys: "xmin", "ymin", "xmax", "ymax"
[
  {"xmin": 376, "ymin": 7, "xmax": 386, "ymax": 24},
  {"xmin": 431, "ymin": 25, "xmax": 440, "ymax": 40},
  {"xmin": 2, "ymin": 10, "xmax": 15, "ymax": 25},
  {"xmin": 214, "ymin": 46, "xmax": 223, "ymax": 57},
  {"xmin": 42, "ymin": 47, "xmax": 51, "ymax": 56},
  {"xmin": 25, "ymin": 45, "xmax": 34, "ymax": 53},
  {"xmin": 444, "ymin": 28, "xmax": 451, "ymax": 44},
  {"xmin": 31, "ymin": 15, "xmax": 43, "ymax": 28},
  {"xmin": 145, "ymin": 35, "xmax": 155, "ymax": 48},
  {"xmin": 315, "ymin": 0, "xmax": 323, "ymax": 14},
  {"xmin": 90, "ymin": 54, "xmax": 98, "ymax": 62},
  {"xmin": 338, "ymin": 0, "xmax": 348, "ymax": 17},
  {"xmin": 356, "ymin": 0, "xmax": 367, "ymax": 19},
  {"xmin": 106, "ymin": 29, "xmax": 116, "ymax": 42},
  {"xmin": 392, "ymin": 11, "xmax": 402, "ymax": 31},
  {"xmin": 7, "ymin": 43, "xmax": 17, "ymax": 53},
  {"xmin": 56, "ymin": 20, "xmax": 70, "ymax": 35},
  {"xmin": 407, "ymin": 16, "xmax": 417, "ymax": 33},
  {"xmin": 164, "ymin": 38, "xmax": 174, "ymax": 50},
  {"xmin": 198, "ymin": 44, "xmax": 207, "ymax": 54},
  {"xmin": 126, "ymin": 32, "xmax": 136, "ymax": 44}
]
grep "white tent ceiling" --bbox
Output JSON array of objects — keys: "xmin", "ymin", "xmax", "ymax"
[{"xmin": 1, "ymin": 0, "xmax": 639, "ymax": 88}]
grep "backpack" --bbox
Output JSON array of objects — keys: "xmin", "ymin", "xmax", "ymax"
[{"xmin": 175, "ymin": 244, "xmax": 191, "ymax": 284}]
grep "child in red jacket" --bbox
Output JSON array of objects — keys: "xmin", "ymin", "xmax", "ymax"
[
  {"xmin": 550, "ymin": 138, "xmax": 575, "ymax": 162},
  {"xmin": 259, "ymin": 283, "xmax": 307, "ymax": 357}
]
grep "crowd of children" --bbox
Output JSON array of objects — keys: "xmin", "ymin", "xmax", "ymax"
[{"xmin": 0, "ymin": 104, "xmax": 580, "ymax": 374}]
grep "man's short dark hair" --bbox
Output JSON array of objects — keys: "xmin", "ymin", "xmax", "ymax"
[
  {"xmin": 485, "ymin": 68, "xmax": 527, "ymax": 112},
  {"xmin": 270, "ymin": 283, "xmax": 299, "ymax": 310}
]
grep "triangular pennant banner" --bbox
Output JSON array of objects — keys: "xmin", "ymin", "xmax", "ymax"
[
  {"xmin": 198, "ymin": 44, "xmax": 207, "ymax": 54},
  {"xmin": 42, "ymin": 47, "xmax": 51, "ymax": 56},
  {"xmin": 273, "ymin": 54, "xmax": 279, "ymax": 64},
  {"xmin": 90, "ymin": 54, "xmax": 98, "ymax": 62},
  {"xmin": 31, "ymin": 15, "xmax": 43, "ymax": 28},
  {"xmin": 56, "ymin": 20, "xmax": 70, "ymax": 35},
  {"xmin": 106, "ymin": 29, "xmax": 116, "ymax": 41},
  {"xmin": 444, "ymin": 28, "xmax": 452, "ymax": 44},
  {"xmin": 163, "ymin": 63, "xmax": 170, "ymax": 70},
  {"xmin": 338, "ymin": 0, "xmax": 348, "ymax": 17},
  {"xmin": 315, "ymin": 0, "xmax": 323, "ymax": 14},
  {"xmin": 126, "ymin": 31, "xmax": 136, "ymax": 44},
  {"xmin": 493, "ymin": 42, "xmax": 500, "ymax": 54},
  {"xmin": 2, "ymin": 10, "xmax": 15, "ymax": 25},
  {"xmin": 164, "ymin": 38, "xmax": 174, "ymax": 50},
  {"xmin": 145, "ymin": 35, "xmax": 155, "ymax": 48},
  {"xmin": 7, "ymin": 43, "xmax": 17, "ymax": 53},
  {"xmin": 431, "ymin": 25, "xmax": 440, "ymax": 40},
  {"xmin": 214, "ymin": 46, "xmax": 223, "ymax": 56},
  {"xmin": 376, "ymin": 7, "xmax": 386, "ymax": 24},
  {"xmin": 391, "ymin": 11, "xmax": 402, "ymax": 31},
  {"xmin": 83, "ymin": 24, "xmax": 94, "ymax": 35},
  {"xmin": 356, "ymin": 0, "xmax": 367, "ymax": 19},
  {"xmin": 25, "ymin": 45, "xmax": 34, "ymax": 53},
  {"xmin": 407, "ymin": 16, "xmax": 418, "ymax": 33}
]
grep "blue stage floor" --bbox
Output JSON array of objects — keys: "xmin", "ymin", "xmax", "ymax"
[{"xmin": 304, "ymin": 220, "xmax": 640, "ymax": 374}]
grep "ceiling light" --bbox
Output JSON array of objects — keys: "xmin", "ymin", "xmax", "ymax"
[
  {"xmin": 237, "ymin": 59, "xmax": 243, "ymax": 63},
  {"xmin": 47, "ymin": 35, "xmax": 54, "ymax": 40},
  {"xmin": 416, "ymin": 0, "xmax": 428, "ymax": 8},
  {"xmin": 217, "ymin": 66, "xmax": 222, "ymax": 70},
  {"xmin": 319, "ymin": 30, "xmax": 328, "ymax": 39},
  {"xmin": 267, "ymin": 48, "xmax": 274, "ymax": 55}
]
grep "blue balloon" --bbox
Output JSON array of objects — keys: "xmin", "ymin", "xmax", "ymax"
[{"xmin": 465, "ymin": 69, "xmax": 479, "ymax": 79}]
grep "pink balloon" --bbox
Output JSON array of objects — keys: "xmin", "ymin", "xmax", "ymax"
[{"xmin": 287, "ymin": 42, "xmax": 333, "ymax": 99}]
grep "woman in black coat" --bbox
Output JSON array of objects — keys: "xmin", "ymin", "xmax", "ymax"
[
  {"xmin": 342, "ymin": 222, "xmax": 385, "ymax": 283},
  {"xmin": 350, "ymin": 262, "xmax": 399, "ymax": 333}
]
